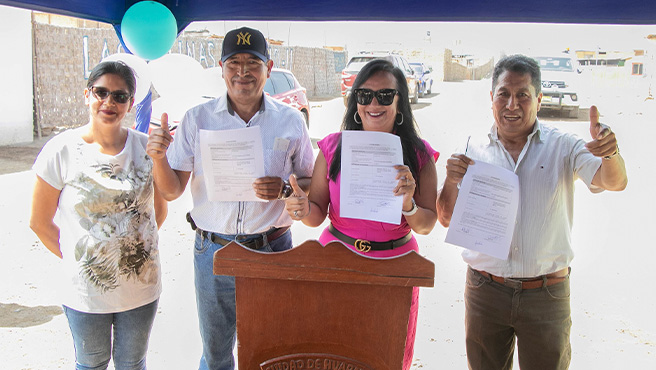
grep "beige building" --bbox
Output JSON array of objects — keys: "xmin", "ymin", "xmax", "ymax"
[{"xmin": 0, "ymin": 5, "xmax": 33, "ymax": 145}]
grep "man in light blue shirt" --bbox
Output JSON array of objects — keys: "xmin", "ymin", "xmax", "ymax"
[
  {"xmin": 146, "ymin": 27, "xmax": 314, "ymax": 370},
  {"xmin": 437, "ymin": 54, "xmax": 627, "ymax": 370}
]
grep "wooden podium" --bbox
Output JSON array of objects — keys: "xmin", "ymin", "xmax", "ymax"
[{"xmin": 213, "ymin": 239, "xmax": 435, "ymax": 370}]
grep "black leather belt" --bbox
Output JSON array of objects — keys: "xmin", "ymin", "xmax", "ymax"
[
  {"xmin": 328, "ymin": 224, "xmax": 412, "ymax": 253},
  {"xmin": 187, "ymin": 212, "xmax": 289, "ymax": 250}
]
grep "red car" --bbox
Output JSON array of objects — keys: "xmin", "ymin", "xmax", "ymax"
[
  {"xmin": 140, "ymin": 67, "xmax": 310, "ymax": 134},
  {"xmin": 264, "ymin": 68, "xmax": 310, "ymax": 127}
]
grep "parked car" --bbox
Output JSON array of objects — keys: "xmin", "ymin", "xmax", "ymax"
[
  {"xmin": 341, "ymin": 52, "xmax": 420, "ymax": 106},
  {"xmin": 264, "ymin": 68, "xmax": 310, "ymax": 127},
  {"xmin": 141, "ymin": 68, "xmax": 310, "ymax": 134},
  {"xmin": 534, "ymin": 55, "xmax": 581, "ymax": 118},
  {"xmin": 409, "ymin": 62, "xmax": 433, "ymax": 97}
]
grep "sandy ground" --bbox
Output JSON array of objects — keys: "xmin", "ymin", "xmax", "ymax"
[{"xmin": 1, "ymin": 79, "xmax": 655, "ymax": 369}]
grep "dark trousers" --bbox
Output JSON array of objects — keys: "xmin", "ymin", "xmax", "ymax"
[{"xmin": 465, "ymin": 267, "xmax": 572, "ymax": 370}]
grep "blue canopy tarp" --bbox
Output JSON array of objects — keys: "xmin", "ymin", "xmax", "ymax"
[{"xmin": 1, "ymin": 0, "xmax": 655, "ymax": 31}]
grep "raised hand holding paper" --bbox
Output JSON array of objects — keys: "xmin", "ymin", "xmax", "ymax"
[
  {"xmin": 445, "ymin": 161, "xmax": 519, "ymax": 260},
  {"xmin": 340, "ymin": 131, "xmax": 404, "ymax": 224}
]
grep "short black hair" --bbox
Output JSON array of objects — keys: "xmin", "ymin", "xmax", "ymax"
[
  {"xmin": 492, "ymin": 54, "xmax": 541, "ymax": 94},
  {"xmin": 87, "ymin": 61, "xmax": 137, "ymax": 97}
]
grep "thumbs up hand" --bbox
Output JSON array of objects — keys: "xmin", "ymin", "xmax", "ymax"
[
  {"xmin": 289, "ymin": 174, "xmax": 305, "ymax": 197},
  {"xmin": 284, "ymin": 174, "xmax": 311, "ymax": 220},
  {"xmin": 585, "ymin": 105, "xmax": 619, "ymax": 159},
  {"xmin": 146, "ymin": 113, "xmax": 173, "ymax": 160}
]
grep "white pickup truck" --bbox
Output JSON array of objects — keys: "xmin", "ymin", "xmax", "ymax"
[{"xmin": 534, "ymin": 55, "xmax": 581, "ymax": 118}]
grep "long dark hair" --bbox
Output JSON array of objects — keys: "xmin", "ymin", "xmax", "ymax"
[
  {"xmin": 329, "ymin": 59, "xmax": 429, "ymax": 192},
  {"xmin": 87, "ymin": 61, "xmax": 137, "ymax": 97}
]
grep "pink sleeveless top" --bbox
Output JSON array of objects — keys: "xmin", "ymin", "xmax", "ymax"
[{"xmin": 317, "ymin": 132, "xmax": 439, "ymax": 257}]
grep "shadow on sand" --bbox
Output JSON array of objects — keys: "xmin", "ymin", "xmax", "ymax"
[{"xmin": 0, "ymin": 302, "xmax": 63, "ymax": 328}]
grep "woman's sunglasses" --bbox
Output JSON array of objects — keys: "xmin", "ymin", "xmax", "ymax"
[
  {"xmin": 90, "ymin": 86, "xmax": 132, "ymax": 104},
  {"xmin": 353, "ymin": 88, "xmax": 398, "ymax": 106}
]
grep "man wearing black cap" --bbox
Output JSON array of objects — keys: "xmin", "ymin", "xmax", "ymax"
[{"xmin": 146, "ymin": 26, "xmax": 314, "ymax": 370}]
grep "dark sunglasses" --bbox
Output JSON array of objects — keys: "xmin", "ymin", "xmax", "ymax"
[
  {"xmin": 353, "ymin": 88, "xmax": 398, "ymax": 106},
  {"xmin": 90, "ymin": 86, "xmax": 132, "ymax": 104}
]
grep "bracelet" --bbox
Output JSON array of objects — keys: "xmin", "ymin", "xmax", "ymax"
[
  {"xmin": 402, "ymin": 198, "xmax": 418, "ymax": 216},
  {"xmin": 603, "ymin": 145, "xmax": 620, "ymax": 160}
]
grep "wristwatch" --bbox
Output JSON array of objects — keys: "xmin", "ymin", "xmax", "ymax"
[
  {"xmin": 402, "ymin": 198, "xmax": 419, "ymax": 216},
  {"xmin": 279, "ymin": 180, "xmax": 293, "ymax": 199}
]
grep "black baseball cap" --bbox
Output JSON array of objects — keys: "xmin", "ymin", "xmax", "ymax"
[{"xmin": 221, "ymin": 27, "xmax": 270, "ymax": 63}]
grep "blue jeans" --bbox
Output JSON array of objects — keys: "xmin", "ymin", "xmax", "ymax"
[
  {"xmin": 63, "ymin": 299, "xmax": 159, "ymax": 370},
  {"xmin": 194, "ymin": 228, "xmax": 293, "ymax": 370}
]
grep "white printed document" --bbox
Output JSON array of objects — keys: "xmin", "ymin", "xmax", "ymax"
[
  {"xmin": 199, "ymin": 126, "xmax": 265, "ymax": 202},
  {"xmin": 445, "ymin": 161, "xmax": 519, "ymax": 260},
  {"xmin": 340, "ymin": 130, "xmax": 404, "ymax": 224}
]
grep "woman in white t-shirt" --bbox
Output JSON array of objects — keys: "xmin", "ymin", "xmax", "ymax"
[{"xmin": 30, "ymin": 60, "xmax": 167, "ymax": 370}]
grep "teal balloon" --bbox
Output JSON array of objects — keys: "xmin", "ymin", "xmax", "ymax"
[{"xmin": 121, "ymin": 1, "xmax": 177, "ymax": 61}]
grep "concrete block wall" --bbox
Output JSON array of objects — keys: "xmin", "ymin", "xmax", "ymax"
[
  {"xmin": 32, "ymin": 23, "xmax": 344, "ymax": 132},
  {"xmin": 269, "ymin": 46, "xmax": 344, "ymax": 98},
  {"xmin": 442, "ymin": 49, "xmax": 494, "ymax": 82},
  {"xmin": 470, "ymin": 58, "xmax": 494, "ymax": 80},
  {"xmin": 443, "ymin": 49, "xmax": 467, "ymax": 81},
  {"xmin": 33, "ymin": 24, "xmax": 120, "ymax": 132}
]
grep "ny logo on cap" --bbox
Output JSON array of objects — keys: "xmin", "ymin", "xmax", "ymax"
[{"xmin": 236, "ymin": 32, "xmax": 251, "ymax": 46}]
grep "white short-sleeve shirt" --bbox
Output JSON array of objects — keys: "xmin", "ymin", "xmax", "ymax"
[{"xmin": 33, "ymin": 126, "xmax": 161, "ymax": 313}]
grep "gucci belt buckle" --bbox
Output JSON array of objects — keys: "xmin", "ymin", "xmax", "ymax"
[{"xmin": 354, "ymin": 239, "xmax": 372, "ymax": 253}]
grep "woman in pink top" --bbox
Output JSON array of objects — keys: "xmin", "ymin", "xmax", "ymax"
[{"xmin": 284, "ymin": 59, "xmax": 439, "ymax": 370}]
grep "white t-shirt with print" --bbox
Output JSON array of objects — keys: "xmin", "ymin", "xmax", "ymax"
[{"xmin": 33, "ymin": 126, "xmax": 161, "ymax": 313}]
